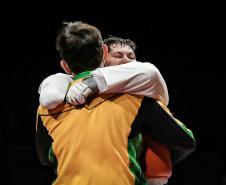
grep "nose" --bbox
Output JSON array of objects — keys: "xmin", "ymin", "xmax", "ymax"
[{"xmin": 121, "ymin": 55, "xmax": 130, "ymax": 64}]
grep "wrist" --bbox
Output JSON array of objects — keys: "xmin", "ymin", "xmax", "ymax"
[{"xmin": 83, "ymin": 77, "xmax": 99, "ymax": 96}]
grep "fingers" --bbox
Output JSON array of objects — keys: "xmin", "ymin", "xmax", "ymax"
[
  {"xmin": 83, "ymin": 88, "xmax": 92, "ymax": 98},
  {"xmin": 66, "ymin": 88, "xmax": 80, "ymax": 105},
  {"xmin": 66, "ymin": 82, "xmax": 92, "ymax": 106}
]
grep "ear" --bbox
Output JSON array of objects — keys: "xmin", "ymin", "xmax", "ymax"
[
  {"xmin": 102, "ymin": 44, "xmax": 108, "ymax": 66},
  {"xmin": 60, "ymin": 60, "xmax": 72, "ymax": 74}
]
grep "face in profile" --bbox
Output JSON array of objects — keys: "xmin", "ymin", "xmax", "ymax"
[{"xmin": 104, "ymin": 44, "xmax": 136, "ymax": 66}]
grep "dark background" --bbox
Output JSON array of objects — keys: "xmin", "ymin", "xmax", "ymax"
[{"xmin": 1, "ymin": 3, "xmax": 225, "ymax": 185}]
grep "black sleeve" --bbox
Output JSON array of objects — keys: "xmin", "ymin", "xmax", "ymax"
[
  {"xmin": 35, "ymin": 115, "xmax": 53, "ymax": 166},
  {"xmin": 132, "ymin": 97, "xmax": 196, "ymax": 165}
]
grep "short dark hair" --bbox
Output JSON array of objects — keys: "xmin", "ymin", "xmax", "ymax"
[
  {"xmin": 103, "ymin": 36, "xmax": 137, "ymax": 52},
  {"xmin": 56, "ymin": 21, "xmax": 103, "ymax": 73}
]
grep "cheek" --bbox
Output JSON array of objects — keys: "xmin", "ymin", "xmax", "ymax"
[{"xmin": 105, "ymin": 58, "xmax": 121, "ymax": 66}]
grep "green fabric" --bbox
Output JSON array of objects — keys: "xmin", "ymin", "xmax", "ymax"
[
  {"xmin": 173, "ymin": 117, "xmax": 195, "ymax": 141},
  {"xmin": 73, "ymin": 71, "xmax": 91, "ymax": 81},
  {"xmin": 128, "ymin": 134, "xmax": 147, "ymax": 185},
  {"xmin": 179, "ymin": 122, "xmax": 195, "ymax": 140}
]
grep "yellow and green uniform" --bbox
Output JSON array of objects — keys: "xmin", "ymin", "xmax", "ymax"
[{"xmin": 36, "ymin": 71, "xmax": 196, "ymax": 185}]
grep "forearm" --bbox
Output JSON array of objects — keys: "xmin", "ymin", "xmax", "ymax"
[
  {"xmin": 39, "ymin": 73, "xmax": 73, "ymax": 109},
  {"xmin": 91, "ymin": 61, "xmax": 169, "ymax": 106}
]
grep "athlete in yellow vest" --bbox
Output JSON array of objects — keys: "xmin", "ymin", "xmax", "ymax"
[{"xmin": 36, "ymin": 21, "xmax": 196, "ymax": 185}]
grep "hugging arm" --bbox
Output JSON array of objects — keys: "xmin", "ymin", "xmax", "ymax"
[
  {"xmin": 39, "ymin": 61, "xmax": 169, "ymax": 108},
  {"xmin": 67, "ymin": 61, "xmax": 169, "ymax": 106},
  {"xmin": 137, "ymin": 97, "xmax": 196, "ymax": 165},
  {"xmin": 39, "ymin": 73, "xmax": 73, "ymax": 109}
]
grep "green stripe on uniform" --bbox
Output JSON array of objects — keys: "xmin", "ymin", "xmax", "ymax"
[
  {"xmin": 128, "ymin": 133, "xmax": 147, "ymax": 185},
  {"xmin": 73, "ymin": 71, "xmax": 91, "ymax": 81}
]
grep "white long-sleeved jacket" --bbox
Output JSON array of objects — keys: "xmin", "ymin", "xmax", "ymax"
[{"xmin": 39, "ymin": 61, "xmax": 169, "ymax": 109}]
